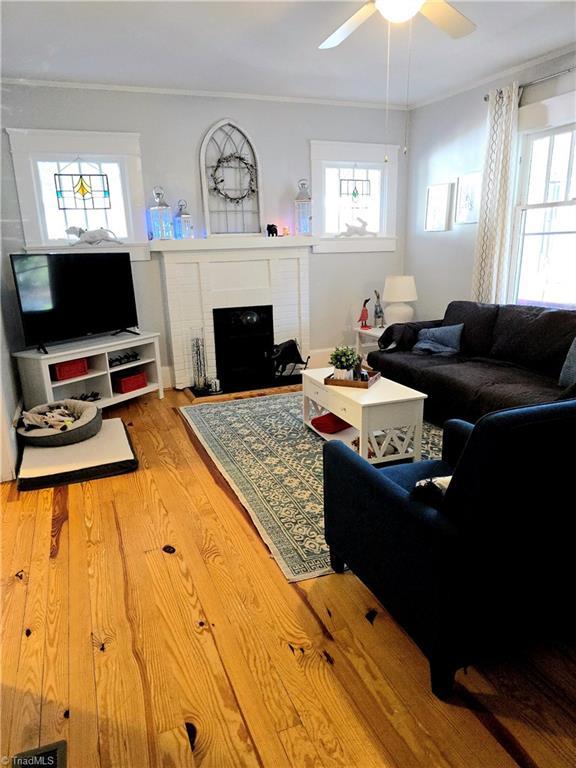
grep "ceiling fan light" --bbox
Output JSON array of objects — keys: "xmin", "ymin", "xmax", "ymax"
[{"xmin": 375, "ymin": 0, "xmax": 424, "ymax": 23}]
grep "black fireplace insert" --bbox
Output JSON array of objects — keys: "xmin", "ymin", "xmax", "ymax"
[{"xmin": 213, "ymin": 305, "xmax": 275, "ymax": 393}]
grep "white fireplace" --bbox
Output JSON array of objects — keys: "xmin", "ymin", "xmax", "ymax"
[{"xmin": 152, "ymin": 236, "xmax": 316, "ymax": 389}]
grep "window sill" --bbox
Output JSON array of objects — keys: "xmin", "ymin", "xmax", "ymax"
[
  {"xmin": 312, "ymin": 236, "xmax": 397, "ymax": 254},
  {"xmin": 24, "ymin": 242, "xmax": 151, "ymax": 261}
]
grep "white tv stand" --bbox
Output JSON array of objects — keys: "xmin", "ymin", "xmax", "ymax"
[{"xmin": 13, "ymin": 331, "xmax": 164, "ymax": 410}]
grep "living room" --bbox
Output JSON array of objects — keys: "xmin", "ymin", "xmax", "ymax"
[{"xmin": 1, "ymin": 1, "xmax": 575, "ymax": 766}]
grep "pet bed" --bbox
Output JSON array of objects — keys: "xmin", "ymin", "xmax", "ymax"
[
  {"xmin": 18, "ymin": 399, "xmax": 102, "ymax": 447},
  {"xmin": 17, "ymin": 418, "xmax": 137, "ymax": 490}
]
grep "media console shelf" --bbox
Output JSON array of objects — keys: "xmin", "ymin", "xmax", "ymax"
[{"xmin": 13, "ymin": 331, "xmax": 164, "ymax": 409}]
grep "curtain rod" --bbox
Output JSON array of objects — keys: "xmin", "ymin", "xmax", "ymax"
[{"xmin": 483, "ymin": 66, "xmax": 576, "ymax": 102}]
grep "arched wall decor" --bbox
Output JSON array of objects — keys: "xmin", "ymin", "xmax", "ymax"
[{"xmin": 200, "ymin": 119, "xmax": 262, "ymax": 235}]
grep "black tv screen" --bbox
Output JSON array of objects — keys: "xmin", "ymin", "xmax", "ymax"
[{"xmin": 11, "ymin": 252, "xmax": 139, "ymax": 348}]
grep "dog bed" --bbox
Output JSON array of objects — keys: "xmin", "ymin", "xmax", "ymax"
[
  {"xmin": 18, "ymin": 399, "xmax": 102, "ymax": 447},
  {"xmin": 18, "ymin": 418, "xmax": 137, "ymax": 490}
]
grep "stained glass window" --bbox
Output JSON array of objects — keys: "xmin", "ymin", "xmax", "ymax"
[
  {"xmin": 37, "ymin": 159, "xmax": 128, "ymax": 241},
  {"xmin": 325, "ymin": 166, "xmax": 383, "ymax": 235},
  {"xmin": 339, "ymin": 178, "xmax": 371, "ymax": 198},
  {"xmin": 54, "ymin": 172, "xmax": 111, "ymax": 210}
]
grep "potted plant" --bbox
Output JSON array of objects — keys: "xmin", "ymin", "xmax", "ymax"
[{"xmin": 329, "ymin": 345, "xmax": 359, "ymax": 380}]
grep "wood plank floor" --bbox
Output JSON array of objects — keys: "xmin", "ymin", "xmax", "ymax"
[{"xmin": 1, "ymin": 389, "xmax": 575, "ymax": 768}]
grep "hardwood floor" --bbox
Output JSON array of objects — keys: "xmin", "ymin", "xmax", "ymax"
[{"xmin": 1, "ymin": 389, "xmax": 575, "ymax": 767}]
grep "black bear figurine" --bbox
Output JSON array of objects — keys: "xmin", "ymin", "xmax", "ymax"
[{"xmin": 266, "ymin": 224, "xmax": 278, "ymax": 237}]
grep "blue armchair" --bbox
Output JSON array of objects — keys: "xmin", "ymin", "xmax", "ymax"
[{"xmin": 323, "ymin": 400, "xmax": 576, "ymax": 698}]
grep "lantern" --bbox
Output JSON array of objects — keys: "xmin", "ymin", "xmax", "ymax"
[
  {"xmin": 174, "ymin": 199, "xmax": 194, "ymax": 239},
  {"xmin": 148, "ymin": 186, "xmax": 174, "ymax": 240},
  {"xmin": 294, "ymin": 179, "xmax": 312, "ymax": 235}
]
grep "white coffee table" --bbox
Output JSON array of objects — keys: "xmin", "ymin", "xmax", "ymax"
[{"xmin": 303, "ymin": 367, "xmax": 427, "ymax": 464}]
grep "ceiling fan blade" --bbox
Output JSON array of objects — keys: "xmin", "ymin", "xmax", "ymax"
[
  {"xmin": 318, "ymin": 2, "xmax": 377, "ymax": 49},
  {"xmin": 419, "ymin": 0, "xmax": 476, "ymax": 38}
]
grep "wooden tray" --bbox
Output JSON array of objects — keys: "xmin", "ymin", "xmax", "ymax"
[{"xmin": 324, "ymin": 370, "xmax": 381, "ymax": 389}]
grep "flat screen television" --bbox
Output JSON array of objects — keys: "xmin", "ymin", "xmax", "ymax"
[{"xmin": 11, "ymin": 251, "xmax": 139, "ymax": 349}]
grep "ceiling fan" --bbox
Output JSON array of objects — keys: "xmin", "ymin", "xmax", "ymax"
[{"xmin": 319, "ymin": 0, "xmax": 476, "ymax": 49}]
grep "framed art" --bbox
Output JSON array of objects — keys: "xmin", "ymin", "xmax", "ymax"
[
  {"xmin": 425, "ymin": 183, "xmax": 452, "ymax": 232},
  {"xmin": 455, "ymin": 171, "xmax": 481, "ymax": 224}
]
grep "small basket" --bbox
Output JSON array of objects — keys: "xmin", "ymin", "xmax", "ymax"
[
  {"xmin": 52, "ymin": 358, "xmax": 88, "ymax": 381},
  {"xmin": 113, "ymin": 370, "xmax": 148, "ymax": 394}
]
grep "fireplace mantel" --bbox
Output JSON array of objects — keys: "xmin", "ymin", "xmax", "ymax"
[
  {"xmin": 153, "ymin": 237, "xmax": 314, "ymax": 389},
  {"xmin": 150, "ymin": 235, "xmax": 318, "ymax": 253}
]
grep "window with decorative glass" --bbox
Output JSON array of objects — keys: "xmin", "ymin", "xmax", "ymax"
[
  {"xmin": 7, "ymin": 129, "xmax": 147, "ymax": 250},
  {"xmin": 323, "ymin": 164, "xmax": 385, "ymax": 236},
  {"xmin": 36, "ymin": 157, "xmax": 130, "ymax": 242},
  {"xmin": 512, "ymin": 125, "xmax": 576, "ymax": 309},
  {"xmin": 310, "ymin": 141, "xmax": 398, "ymax": 249}
]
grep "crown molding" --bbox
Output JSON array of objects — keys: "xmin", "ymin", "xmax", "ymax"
[
  {"xmin": 3, "ymin": 43, "xmax": 573, "ymax": 113},
  {"xmin": 410, "ymin": 44, "xmax": 576, "ymax": 110},
  {"xmin": 0, "ymin": 77, "xmax": 408, "ymax": 111}
]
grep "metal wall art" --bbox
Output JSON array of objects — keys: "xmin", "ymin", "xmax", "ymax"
[{"xmin": 201, "ymin": 120, "xmax": 261, "ymax": 234}]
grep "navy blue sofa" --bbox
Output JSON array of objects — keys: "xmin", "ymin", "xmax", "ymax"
[{"xmin": 323, "ymin": 399, "xmax": 576, "ymax": 698}]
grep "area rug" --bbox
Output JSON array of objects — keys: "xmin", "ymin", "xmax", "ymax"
[{"xmin": 180, "ymin": 393, "xmax": 442, "ymax": 582}]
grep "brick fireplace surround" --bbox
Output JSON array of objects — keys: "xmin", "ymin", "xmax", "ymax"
[{"xmin": 152, "ymin": 236, "xmax": 314, "ymax": 389}]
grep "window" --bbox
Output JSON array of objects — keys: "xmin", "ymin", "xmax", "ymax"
[
  {"xmin": 311, "ymin": 140, "xmax": 398, "ymax": 252},
  {"xmin": 512, "ymin": 125, "xmax": 576, "ymax": 309},
  {"xmin": 7, "ymin": 129, "xmax": 147, "ymax": 252},
  {"xmin": 37, "ymin": 158, "xmax": 129, "ymax": 242},
  {"xmin": 324, "ymin": 165, "xmax": 384, "ymax": 236}
]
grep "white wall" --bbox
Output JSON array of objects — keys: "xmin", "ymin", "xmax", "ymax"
[
  {"xmin": 1, "ymin": 85, "xmax": 408, "ymax": 363},
  {"xmin": 405, "ymin": 49, "xmax": 576, "ymax": 321}
]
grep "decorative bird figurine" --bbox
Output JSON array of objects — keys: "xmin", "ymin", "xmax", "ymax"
[{"xmin": 358, "ymin": 298, "xmax": 371, "ymax": 329}]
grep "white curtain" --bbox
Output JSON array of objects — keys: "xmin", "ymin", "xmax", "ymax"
[{"xmin": 471, "ymin": 82, "xmax": 519, "ymax": 303}]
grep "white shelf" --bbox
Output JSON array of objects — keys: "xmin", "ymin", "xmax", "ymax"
[
  {"xmin": 305, "ymin": 420, "xmax": 358, "ymax": 446},
  {"xmin": 149, "ymin": 235, "xmax": 318, "ymax": 252},
  {"xmin": 51, "ymin": 369, "xmax": 108, "ymax": 388},
  {"xmin": 99, "ymin": 383, "xmax": 160, "ymax": 408},
  {"xmin": 13, "ymin": 331, "xmax": 160, "ymax": 360},
  {"xmin": 108, "ymin": 357, "xmax": 156, "ymax": 373},
  {"xmin": 14, "ymin": 331, "xmax": 164, "ymax": 409}
]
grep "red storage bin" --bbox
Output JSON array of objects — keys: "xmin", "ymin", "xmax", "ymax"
[
  {"xmin": 113, "ymin": 370, "xmax": 148, "ymax": 394},
  {"xmin": 52, "ymin": 357, "xmax": 89, "ymax": 381}
]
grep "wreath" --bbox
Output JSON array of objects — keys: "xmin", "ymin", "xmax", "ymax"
[{"xmin": 210, "ymin": 153, "xmax": 258, "ymax": 205}]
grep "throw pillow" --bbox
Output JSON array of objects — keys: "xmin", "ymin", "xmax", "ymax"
[
  {"xmin": 411, "ymin": 475, "xmax": 452, "ymax": 508},
  {"xmin": 559, "ymin": 336, "xmax": 576, "ymax": 388},
  {"xmin": 412, "ymin": 323, "xmax": 464, "ymax": 357},
  {"xmin": 310, "ymin": 412, "xmax": 351, "ymax": 434}
]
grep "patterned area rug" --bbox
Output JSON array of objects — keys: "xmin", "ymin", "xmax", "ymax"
[{"xmin": 180, "ymin": 393, "xmax": 442, "ymax": 582}]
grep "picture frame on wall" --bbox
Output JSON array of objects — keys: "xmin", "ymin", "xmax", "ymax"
[
  {"xmin": 455, "ymin": 171, "xmax": 481, "ymax": 224},
  {"xmin": 425, "ymin": 183, "xmax": 452, "ymax": 232}
]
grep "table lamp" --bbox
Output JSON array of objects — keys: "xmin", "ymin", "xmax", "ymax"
[{"xmin": 383, "ymin": 275, "xmax": 418, "ymax": 325}]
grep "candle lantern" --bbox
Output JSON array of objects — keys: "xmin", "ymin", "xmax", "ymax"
[
  {"xmin": 148, "ymin": 186, "xmax": 174, "ymax": 240},
  {"xmin": 294, "ymin": 178, "xmax": 312, "ymax": 235},
  {"xmin": 174, "ymin": 199, "xmax": 194, "ymax": 239}
]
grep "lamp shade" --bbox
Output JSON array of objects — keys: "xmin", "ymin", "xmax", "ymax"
[{"xmin": 383, "ymin": 275, "xmax": 418, "ymax": 303}]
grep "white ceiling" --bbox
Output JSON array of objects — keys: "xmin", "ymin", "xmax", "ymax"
[{"xmin": 2, "ymin": 1, "xmax": 575, "ymax": 107}]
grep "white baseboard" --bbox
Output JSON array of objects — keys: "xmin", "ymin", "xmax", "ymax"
[{"xmin": 161, "ymin": 366, "xmax": 174, "ymax": 388}]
